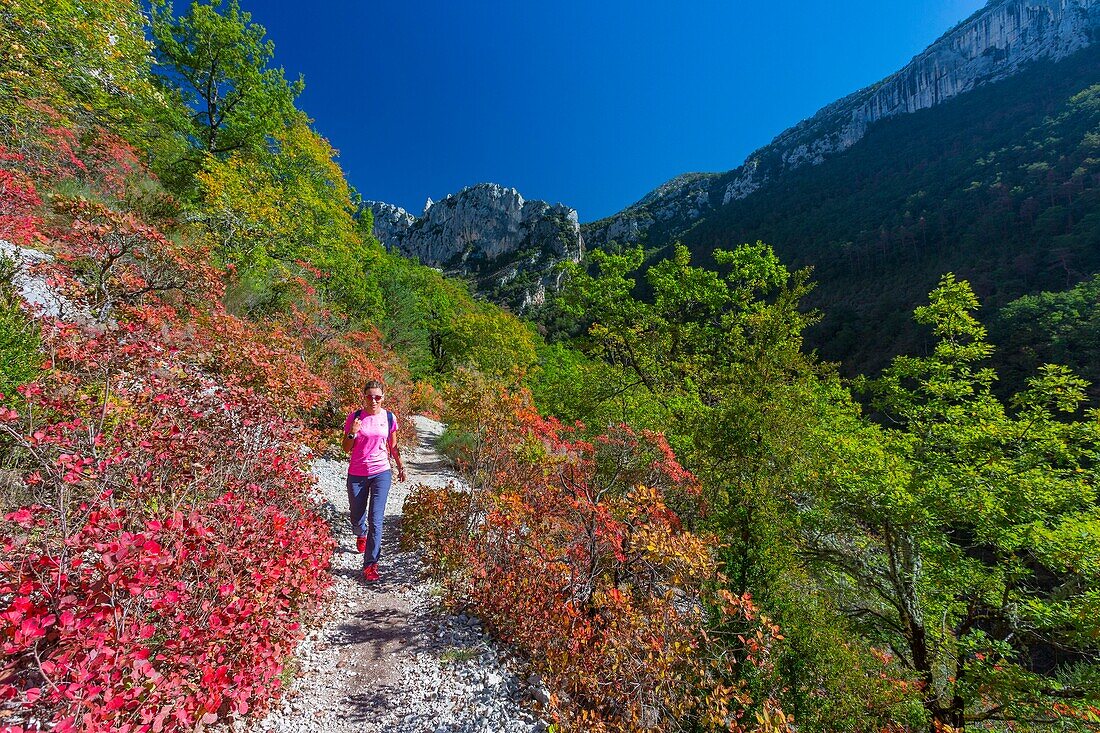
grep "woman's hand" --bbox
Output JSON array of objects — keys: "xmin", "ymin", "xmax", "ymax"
[
  {"xmin": 398, "ymin": 465, "xmax": 407, "ymax": 482},
  {"xmin": 341, "ymin": 416, "xmax": 361, "ymax": 452}
]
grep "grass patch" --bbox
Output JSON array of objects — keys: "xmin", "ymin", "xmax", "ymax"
[
  {"xmin": 277, "ymin": 656, "xmax": 300, "ymax": 688},
  {"xmin": 439, "ymin": 646, "xmax": 480, "ymax": 664},
  {"xmin": 435, "ymin": 426, "xmax": 475, "ymax": 465},
  {"xmin": 0, "ymin": 253, "xmax": 41, "ymax": 401}
]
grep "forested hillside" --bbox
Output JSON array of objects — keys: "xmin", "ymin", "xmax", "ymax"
[
  {"xmin": 2, "ymin": 2, "xmax": 1100, "ymax": 733},
  {"xmin": 676, "ymin": 45, "xmax": 1100, "ymax": 377},
  {"xmin": 993, "ymin": 273, "xmax": 1100, "ymax": 402}
]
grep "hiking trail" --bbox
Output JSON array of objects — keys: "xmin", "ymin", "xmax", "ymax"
[{"xmin": 241, "ymin": 416, "xmax": 549, "ymax": 733}]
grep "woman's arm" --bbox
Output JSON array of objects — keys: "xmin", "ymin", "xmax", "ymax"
[
  {"xmin": 389, "ymin": 430, "xmax": 407, "ymax": 481},
  {"xmin": 341, "ymin": 414, "xmax": 360, "ymax": 453}
]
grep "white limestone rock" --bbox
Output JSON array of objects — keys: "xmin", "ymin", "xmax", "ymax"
[
  {"xmin": 727, "ymin": 0, "xmax": 1100, "ymax": 203},
  {"xmin": 585, "ymin": 0, "xmax": 1100, "ymax": 248},
  {"xmin": 0, "ymin": 239, "xmax": 88, "ymax": 321},
  {"xmin": 366, "ymin": 201, "xmax": 416, "ymax": 248},
  {"xmin": 366, "ymin": 184, "xmax": 583, "ymax": 310},
  {"xmin": 583, "ymin": 172, "xmax": 716, "ymax": 247}
]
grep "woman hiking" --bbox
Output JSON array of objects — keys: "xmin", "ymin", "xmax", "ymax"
[{"xmin": 341, "ymin": 380, "xmax": 406, "ymax": 581}]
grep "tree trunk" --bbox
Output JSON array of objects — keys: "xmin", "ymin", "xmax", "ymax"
[{"xmin": 907, "ymin": 622, "xmax": 956, "ymax": 733}]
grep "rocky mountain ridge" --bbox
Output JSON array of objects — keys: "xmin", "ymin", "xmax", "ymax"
[
  {"xmin": 366, "ymin": 183, "xmax": 583, "ymax": 310},
  {"xmin": 584, "ymin": 0, "xmax": 1100, "ymax": 250}
]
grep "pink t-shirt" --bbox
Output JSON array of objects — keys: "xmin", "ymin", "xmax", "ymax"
[{"xmin": 344, "ymin": 410, "xmax": 397, "ymax": 477}]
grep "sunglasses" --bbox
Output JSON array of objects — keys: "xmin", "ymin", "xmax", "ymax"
[{"xmin": 365, "ymin": 394, "xmax": 384, "ymax": 401}]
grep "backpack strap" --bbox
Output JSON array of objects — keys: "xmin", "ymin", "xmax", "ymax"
[{"xmin": 350, "ymin": 410, "xmax": 395, "ymax": 436}]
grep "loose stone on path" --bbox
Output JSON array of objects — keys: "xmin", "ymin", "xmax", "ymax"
[{"xmin": 245, "ymin": 416, "xmax": 547, "ymax": 733}]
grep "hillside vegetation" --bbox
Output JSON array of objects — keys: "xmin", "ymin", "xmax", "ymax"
[
  {"xmin": 0, "ymin": 1, "xmax": 537, "ymax": 729},
  {"xmin": 2, "ymin": 2, "xmax": 1100, "ymax": 733}
]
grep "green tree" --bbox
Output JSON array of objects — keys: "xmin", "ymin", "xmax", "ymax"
[
  {"xmin": 812, "ymin": 275, "xmax": 1100, "ymax": 731},
  {"xmin": 374, "ymin": 254, "xmax": 474, "ymax": 380},
  {"xmin": 994, "ymin": 273, "xmax": 1100, "ymax": 403},
  {"xmin": 196, "ymin": 114, "xmax": 380, "ymax": 314},
  {"xmin": 149, "ymin": 0, "xmax": 303, "ymax": 188},
  {"xmin": 527, "ymin": 342, "xmax": 663, "ymax": 431},
  {"xmin": 561, "ymin": 242, "xmax": 918, "ymax": 729},
  {"xmin": 439, "ymin": 308, "xmax": 539, "ymax": 380}
]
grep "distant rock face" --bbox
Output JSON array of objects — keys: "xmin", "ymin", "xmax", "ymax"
[
  {"xmin": 583, "ymin": 172, "xmax": 720, "ymax": 254},
  {"xmin": 585, "ymin": 0, "xmax": 1100, "ymax": 249},
  {"xmin": 366, "ymin": 183, "xmax": 583, "ymax": 310},
  {"xmin": 725, "ymin": 0, "xmax": 1100, "ymax": 204},
  {"xmin": 368, "ymin": 201, "xmax": 416, "ymax": 245}
]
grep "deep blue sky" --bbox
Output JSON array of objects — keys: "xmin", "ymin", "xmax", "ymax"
[{"xmin": 243, "ymin": 0, "xmax": 987, "ymax": 222}]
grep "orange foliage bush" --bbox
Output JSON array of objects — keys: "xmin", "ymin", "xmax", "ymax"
[
  {"xmin": 403, "ymin": 371, "xmax": 790, "ymax": 732},
  {"xmin": 408, "ymin": 380, "xmax": 442, "ymax": 418}
]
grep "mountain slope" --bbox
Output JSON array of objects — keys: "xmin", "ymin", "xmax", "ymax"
[
  {"xmin": 584, "ymin": 0, "xmax": 1100, "ymax": 253},
  {"xmin": 680, "ymin": 45, "xmax": 1100, "ymax": 374}
]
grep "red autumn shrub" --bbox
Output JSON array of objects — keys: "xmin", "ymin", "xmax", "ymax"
[
  {"xmin": 0, "ymin": 293, "xmax": 335, "ymax": 731},
  {"xmin": 219, "ymin": 272, "xmax": 413, "ymax": 450},
  {"xmin": 303, "ymin": 321, "xmax": 412, "ymax": 438},
  {"xmin": 403, "ymin": 370, "xmax": 790, "ymax": 732},
  {"xmin": 0, "ymin": 166, "xmax": 43, "ymax": 246},
  {"xmin": 400, "ymin": 483, "xmax": 471, "ymax": 569},
  {"xmin": 1, "ymin": 493, "xmax": 330, "ymax": 732},
  {"xmin": 0, "ymin": 104, "xmax": 377, "ymax": 732},
  {"xmin": 188, "ymin": 306, "xmax": 331, "ymax": 417},
  {"xmin": 48, "ymin": 197, "xmax": 223, "ymax": 319}
]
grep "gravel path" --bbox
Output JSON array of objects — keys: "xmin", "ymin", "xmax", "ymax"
[{"xmin": 248, "ymin": 415, "xmax": 548, "ymax": 733}]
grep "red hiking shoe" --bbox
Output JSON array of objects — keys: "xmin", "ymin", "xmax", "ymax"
[
  {"xmin": 356, "ymin": 535, "xmax": 367, "ymax": 553},
  {"xmin": 363, "ymin": 563, "xmax": 380, "ymax": 582}
]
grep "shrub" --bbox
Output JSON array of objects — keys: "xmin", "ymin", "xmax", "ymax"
[
  {"xmin": 435, "ymin": 426, "xmax": 476, "ymax": 466},
  {"xmin": 0, "ymin": 104, "xmax": 356, "ymax": 732},
  {"xmin": 0, "ymin": 254, "xmax": 41, "ymax": 400},
  {"xmin": 408, "ymin": 379, "xmax": 442, "ymax": 418},
  {"xmin": 399, "ymin": 483, "xmax": 471, "ymax": 571},
  {"xmin": 0, "ymin": 281, "xmax": 335, "ymax": 732},
  {"xmin": 403, "ymin": 375, "xmax": 790, "ymax": 732}
]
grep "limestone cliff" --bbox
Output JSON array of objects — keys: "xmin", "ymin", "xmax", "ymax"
[
  {"xmin": 366, "ymin": 183, "xmax": 583, "ymax": 310},
  {"xmin": 585, "ymin": 0, "xmax": 1100, "ymax": 249}
]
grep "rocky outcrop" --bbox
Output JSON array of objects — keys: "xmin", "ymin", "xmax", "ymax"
[
  {"xmin": 585, "ymin": 0, "xmax": 1100, "ymax": 249},
  {"xmin": 366, "ymin": 183, "xmax": 583, "ymax": 310},
  {"xmin": 583, "ymin": 172, "xmax": 720, "ymax": 251},
  {"xmin": 0, "ymin": 239, "xmax": 79, "ymax": 321},
  {"xmin": 574, "ymin": 172, "xmax": 731, "ymax": 252},
  {"xmin": 368, "ymin": 201, "xmax": 416, "ymax": 247}
]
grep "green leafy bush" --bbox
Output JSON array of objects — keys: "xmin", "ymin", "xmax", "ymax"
[
  {"xmin": 0, "ymin": 254, "xmax": 40, "ymax": 400},
  {"xmin": 435, "ymin": 425, "xmax": 476, "ymax": 466}
]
